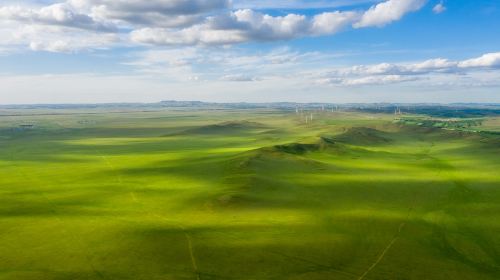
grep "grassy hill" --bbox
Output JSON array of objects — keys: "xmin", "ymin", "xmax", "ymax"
[{"xmin": 0, "ymin": 108, "xmax": 499, "ymax": 279}]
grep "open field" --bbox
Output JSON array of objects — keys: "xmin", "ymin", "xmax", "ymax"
[{"xmin": 1, "ymin": 107, "xmax": 499, "ymax": 279}]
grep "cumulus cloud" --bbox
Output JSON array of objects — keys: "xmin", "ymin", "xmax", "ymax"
[
  {"xmin": 0, "ymin": 0, "xmax": 232, "ymax": 51},
  {"xmin": 131, "ymin": 9, "xmax": 361, "ymax": 46},
  {"xmin": 314, "ymin": 52, "xmax": 500, "ymax": 86},
  {"xmin": 458, "ymin": 53, "xmax": 500, "ymax": 68},
  {"xmin": 340, "ymin": 58, "xmax": 459, "ymax": 76},
  {"xmin": 0, "ymin": 2, "xmax": 121, "ymax": 52},
  {"xmin": 86, "ymin": 0, "xmax": 230, "ymax": 27},
  {"xmin": 332, "ymin": 55, "xmax": 500, "ymax": 78},
  {"xmin": 0, "ymin": 22, "xmax": 120, "ymax": 53},
  {"xmin": 354, "ymin": 0, "xmax": 427, "ymax": 28},
  {"xmin": 410, "ymin": 58, "xmax": 457, "ymax": 72},
  {"xmin": 130, "ymin": 26, "xmax": 246, "ymax": 46},
  {"xmin": 0, "ymin": 3, "xmax": 116, "ymax": 32},
  {"xmin": 311, "ymin": 11, "xmax": 361, "ymax": 35},
  {"xmin": 0, "ymin": 0, "xmax": 230, "ymax": 31},
  {"xmin": 90, "ymin": 0, "xmax": 229, "ymax": 15},
  {"xmin": 0, "ymin": 0, "xmax": 432, "ymax": 51},
  {"xmin": 346, "ymin": 52, "xmax": 500, "ymax": 76}
]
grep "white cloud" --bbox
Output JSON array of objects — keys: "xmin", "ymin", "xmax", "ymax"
[
  {"xmin": 3, "ymin": 24, "xmax": 120, "ymax": 53},
  {"xmin": 91, "ymin": 5, "xmax": 201, "ymax": 28},
  {"xmin": 0, "ymin": 0, "xmax": 232, "ymax": 51},
  {"xmin": 432, "ymin": 2, "xmax": 446, "ymax": 14},
  {"xmin": 410, "ymin": 58, "xmax": 456, "ymax": 72},
  {"xmin": 130, "ymin": 26, "xmax": 247, "ymax": 46},
  {"xmin": 86, "ymin": 0, "xmax": 230, "ymax": 27},
  {"xmin": 311, "ymin": 11, "xmax": 360, "ymax": 35},
  {"xmin": 125, "ymin": 47, "xmax": 500, "ymax": 90},
  {"xmin": 0, "ymin": 2, "xmax": 121, "ymax": 52},
  {"xmin": 30, "ymin": 40, "xmax": 70, "ymax": 52},
  {"xmin": 332, "ymin": 59, "xmax": 456, "ymax": 77},
  {"xmin": 0, "ymin": 3, "xmax": 116, "ymax": 32},
  {"xmin": 354, "ymin": 0, "xmax": 427, "ymax": 28},
  {"xmin": 0, "ymin": 0, "xmax": 433, "ymax": 51},
  {"xmin": 2, "ymin": 49, "xmax": 500, "ymax": 104},
  {"xmin": 124, "ymin": 46, "xmax": 324, "ymax": 82},
  {"xmin": 335, "ymin": 54, "xmax": 500, "ymax": 78},
  {"xmin": 130, "ymin": 10, "xmax": 310, "ymax": 46},
  {"xmin": 88, "ymin": 0, "xmax": 230, "ymax": 16},
  {"xmin": 458, "ymin": 52, "xmax": 500, "ymax": 68},
  {"xmin": 339, "ymin": 75, "xmax": 419, "ymax": 86},
  {"xmin": 131, "ymin": 9, "xmax": 360, "ymax": 46},
  {"xmin": 220, "ymin": 74, "xmax": 258, "ymax": 82},
  {"xmin": 312, "ymin": 52, "xmax": 500, "ymax": 86}
]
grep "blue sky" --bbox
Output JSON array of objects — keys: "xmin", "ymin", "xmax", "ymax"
[{"xmin": 0, "ymin": 0, "xmax": 499, "ymax": 104}]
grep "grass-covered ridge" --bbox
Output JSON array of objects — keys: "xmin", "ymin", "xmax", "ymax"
[{"xmin": 0, "ymin": 108, "xmax": 499, "ymax": 280}]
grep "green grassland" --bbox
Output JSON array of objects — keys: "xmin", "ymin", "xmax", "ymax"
[{"xmin": 0, "ymin": 108, "xmax": 499, "ymax": 279}]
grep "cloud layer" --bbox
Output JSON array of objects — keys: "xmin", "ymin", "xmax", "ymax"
[
  {"xmin": 0, "ymin": 0, "xmax": 429, "ymax": 51},
  {"xmin": 316, "ymin": 52, "xmax": 500, "ymax": 86},
  {"xmin": 3, "ymin": 50, "xmax": 500, "ymax": 105},
  {"xmin": 0, "ymin": 3, "xmax": 116, "ymax": 32},
  {"xmin": 125, "ymin": 45, "xmax": 500, "ymax": 89},
  {"xmin": 130, "ymin": 9, "xmax": 361, "ymax": 46}
]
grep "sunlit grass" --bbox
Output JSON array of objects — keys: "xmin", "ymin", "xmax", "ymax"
[{"xmin": 0, "ymin": 109, "xmax": 499, "ymax": 279}]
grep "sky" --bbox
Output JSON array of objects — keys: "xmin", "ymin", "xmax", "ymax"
[{"xmin": 0, "ymin": 0, "xmax": 499, "ymax": 104}]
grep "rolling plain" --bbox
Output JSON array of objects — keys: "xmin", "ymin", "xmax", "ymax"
[{"xmin": 0, "ymin": 106, "xmax": 499, "ymax": 279}]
